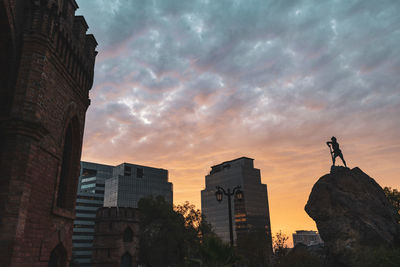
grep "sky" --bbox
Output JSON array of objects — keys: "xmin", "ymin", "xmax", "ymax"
[{"xmin": 76, "ymin": 0, "xmax": 400, "ymax": 245}]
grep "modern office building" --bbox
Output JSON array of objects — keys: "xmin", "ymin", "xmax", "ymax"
[
  {"xmin": 201, "ymin": 157, "xmax": 272, "ymax": 249},
  {"xmin": 293, "ymin": 230, "xmax": 324, "ymax": 247},
  {"xmin": 104, "ymin": 162, "xmax": 173, "ymax": 207},
  {"xmin": 72, "ymin": 161, "xmax": 173, "ymax": 266},
  {"xmin": 72, "ymin": 162, "xmax": 114, "ymax": 266}
]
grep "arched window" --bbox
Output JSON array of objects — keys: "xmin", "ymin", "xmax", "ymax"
[
  {"xmin": 123, "ymin": 227, "xmax": 133, "ymax": 243},
  {"xmin": 56, "ymin": 116, "xmax": 79, "ymax": 211},
  {"xmin": 120, "ymin": 252, "xmax": 132, "ymax": 267},
  {"xmin": 47, "ymin": 243, "xmax": 67, "ymax": 267},
  {"xmin": 0, "ymin": 2, "xmax": 14, "ymax": 118}
]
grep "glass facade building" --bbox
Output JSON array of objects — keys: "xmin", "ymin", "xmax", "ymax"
[
  {"xmin": 104, "ymin": 163, "xmax": 173, "ymax": 208},
  {"xmin": 72, "ymin": 161, "xmax": 114, "ymax": 266},
  {"xmin": 201, "ymin": 157, "xmax": 272, "ymax": 248},
  {"xmin": 72, "ymin": 161, "xmax": 173, "ymax": 266}
]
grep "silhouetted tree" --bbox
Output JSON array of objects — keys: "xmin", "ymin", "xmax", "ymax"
[
  {"xmin": 383, "ymin": 187, "xmax": 400, "ymax": 223},
  {"xmin": 175, "ymin": 202, "xmax": 239, "ymax": 266},
  {"xmin": 175, "ymin": 201, "xmax": 213, "ymax": 240},
  {"xmin": 138, "ymin": 197, "xmax": 233, "ymax": 267},
  {"xmin": 200, "ymin": 234, "xmax": 237, "ymax": 267},
  {"xmin": 236, "ymin": 228, "xmax": 271, "ymax": 266},
  {"xmin": 273, "ymin": 231, "xmax": 289, "ymax": 256},
  {"xmin": 275, "ymin": 243, "xmax": 324, "ymax": 267},
  {"xmin": 351, "ymin": 246, "xmax": 400, "ymax": 267},
  {"xmin": 138, "ymin": 196, "xmax": 187, "ymax": 266},
  {"xmin": 174, "ymin": 201, "xmax": 213, "ymax": 264},
  {"xmin": 272, "ymin": 231, "xmax": 289, "ymax": 266}
]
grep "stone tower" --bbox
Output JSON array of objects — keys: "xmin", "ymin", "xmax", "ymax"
[
  {"xmin": 92, "ymin": 207, "xmax": 139, "ymax": 267},
  {"xmin": 0, "ymin": 0, "xmax": 97, "ymax": 266}
]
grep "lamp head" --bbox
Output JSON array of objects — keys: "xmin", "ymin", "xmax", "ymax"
[
  {"xmin": 215, "ymin": 188, "xmax": 223, "ymax": 202},
  {"xmin": 235, "ymin": 188, "xmax": 243, "ymax": 201}
]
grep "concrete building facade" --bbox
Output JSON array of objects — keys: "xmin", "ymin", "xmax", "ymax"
[
  {"xmin": 201, "ymin": 157, "xmax": 272, "ymax": 249},
  {"xmin": 293, "ymin": 230, "xmax": 324, "ymax": 247}
]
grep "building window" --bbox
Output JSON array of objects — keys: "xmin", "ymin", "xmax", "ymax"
[
  {"xmin": 136, "ymin": 168, "xmax": 143, "ymax": 178},
  {"xmin": 121, "ymin": 252, "xmax": 132, "ymax": 267},
  {"xmin": 124, "ymin": 165, "xmax": 131, "ymax": 176},
  {"xmin": 81, "ymin": 176, "xmax": 97, "ymax": 183},
  {"xmin": 54, "ymin": 116, "xmax": 80, "ymax": 214},
  {"xmin": 82, "ymin": 168, "xmax": 97, "ymax": 178},
  {"xmin": 57, "ymin": 119, "xmax": 79, "ymax": 210},
  {"xmin": 81, "ymin": 184, "xmax": 95, "ymax": 189},
  {"xmin": 123, "ymin": 227, "xmax": 133, "ymax": 243},
  {"xmin": 47, "ymin": 243, "xmax": 67, "ymax": 267},
  {"xmin": 57, "ymin": 122, "xmax": 72, "ymax": 210}
]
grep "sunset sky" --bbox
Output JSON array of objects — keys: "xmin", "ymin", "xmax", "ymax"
[{"xmin": 76, "ymin": 0, "xmax": 400, "ymax": 244}]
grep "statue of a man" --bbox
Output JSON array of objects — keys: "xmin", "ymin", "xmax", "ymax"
[{"xmin": 326, "ymin": 136, "xmax": 347, "ymax": 167}]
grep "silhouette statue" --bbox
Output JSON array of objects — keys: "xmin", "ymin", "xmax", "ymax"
[{"xmin": 326, "ymin": 136, "xmax": 347, "ymax": 167}]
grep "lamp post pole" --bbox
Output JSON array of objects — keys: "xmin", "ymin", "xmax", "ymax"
[{"xmin": 215, "ymin": 185, "xmax": 243, "ymax": 247}]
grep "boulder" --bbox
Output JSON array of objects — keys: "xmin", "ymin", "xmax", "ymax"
[{"xmin": 305, "ymin": 167, "xmax": 400, "ymax": 266}]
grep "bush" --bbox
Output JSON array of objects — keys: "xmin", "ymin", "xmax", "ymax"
[
  {"xmin": 351, "ymin": 246, "xmax": 400, "ymax": 267},
  {"xmin": 275, "ymin": 244, "xmax": 324, "ymax": 267}
]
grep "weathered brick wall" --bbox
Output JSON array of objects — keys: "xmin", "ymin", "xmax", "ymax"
[
  {"xmin": 0, "ymin": 0, "xmax": 97, "ymax": 266},
  {"xmin": 92, "ymin": 208, "xmax": 140, "ymax": 267}
]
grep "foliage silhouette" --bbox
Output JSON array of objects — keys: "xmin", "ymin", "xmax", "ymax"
[
  {"xmin": 350, "ymin": 246, "xmax": 400, "ymax": 267},
  {"xmin": 138, "ymin": 196, "xmax": 187, "ymax": 266},
  {"xmin": 274, "ymin": 243, "xmax": 324, "ymax": 267},
  {"xmin": 200, "ymin": 235, "xmax": 237, "ymax": 267},
  {"xmin": 383, "ymin": 187, "xmax": 400, "ymax": 223},
  {"xmin": 273, "ymin": 231, "xmax": 289, "ymax": 257},
  {"xmin": 236, "ymin": 228, "xmax": 271, "ymax": 266},
  {"xmin": 137, "ymin": 196, "xmax": 236, "ymax": 267}
]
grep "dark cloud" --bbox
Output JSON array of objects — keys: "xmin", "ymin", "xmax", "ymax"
[{"xmin": 77, "ymin": 0, "xmax": 400, "ymax": 239}]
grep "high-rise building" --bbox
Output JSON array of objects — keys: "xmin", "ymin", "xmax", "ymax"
[
  {"xmin": 201, "ymin": 157, "xmax": 272, "ymax": 248},
  {"xmin": 104, "ymin": 163, "xmax": 173, "ymax": 207},
  {"xmin": 72, "ymin": 162, "xmax": 113, "ymax": 266},
  {"xmin": 72, "ymin": 161, "xmax": 173, "ymax": 265},
  {"xmin": 292, "ymin": 230, "xmax": 324, "ymax": 247}
]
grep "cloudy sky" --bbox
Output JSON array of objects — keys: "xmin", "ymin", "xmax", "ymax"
[{"xmin": 76, "ymin": 0, "xmax": 400, "ymax": 242}]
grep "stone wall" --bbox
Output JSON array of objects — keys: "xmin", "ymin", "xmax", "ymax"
[{"xmin": 92, "ymin": 207, "xmax": 140, "ymax": 267}]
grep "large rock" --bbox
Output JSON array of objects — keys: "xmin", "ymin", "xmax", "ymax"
[{"xmin": 305, "ymin": 167, "xmax": 400, "ymax": 266}]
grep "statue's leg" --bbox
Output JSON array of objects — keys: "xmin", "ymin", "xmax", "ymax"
[
  {"xmin": 332, "ymin": 155, "xmax": 336, "ymax": 166},
  {"xmin": 339, "ymin": 154, "xmax": 347, "ymax": 167}
]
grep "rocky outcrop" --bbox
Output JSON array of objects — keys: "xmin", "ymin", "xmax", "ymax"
[{"xmin": 305, "ymin": 167, "xmax": 400, "ymax": 266}]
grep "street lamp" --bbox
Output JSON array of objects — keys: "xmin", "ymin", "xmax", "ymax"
[{"xmin": 215, "ymin": 185, "xmax": 243, "ymax": 246}]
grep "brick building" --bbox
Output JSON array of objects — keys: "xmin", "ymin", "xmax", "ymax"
[
  {"xmin": 92, "ymin": 207, "xmax": 139, "ymax": 267},
  {"xmin": 0, "ymin": 0, "xmax": 97, "ymax": 266}
]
